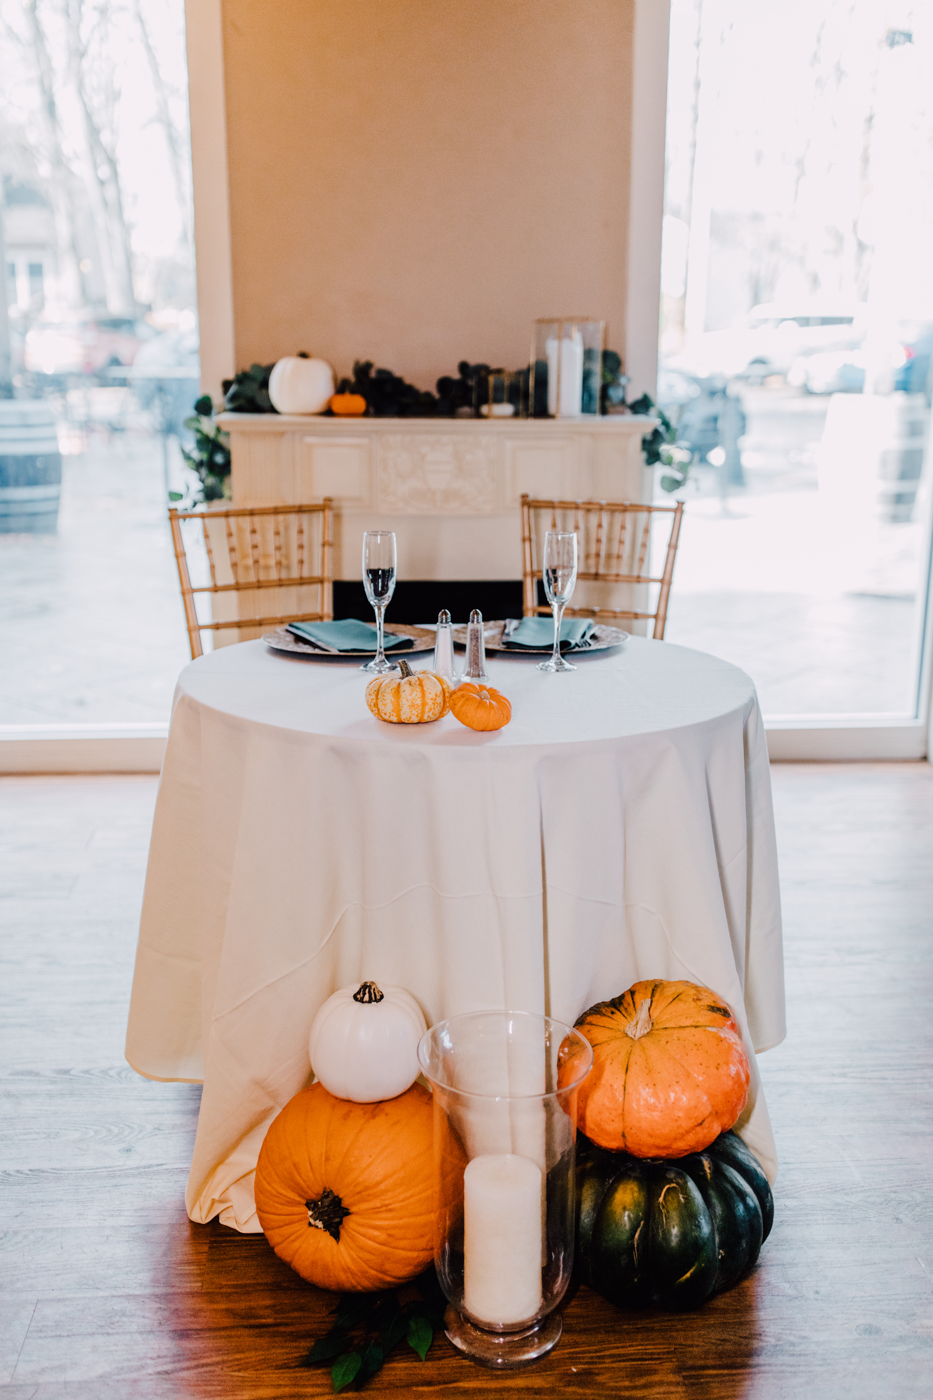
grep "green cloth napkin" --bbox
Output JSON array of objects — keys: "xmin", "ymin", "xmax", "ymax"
[
  {"xmin": 286, "ymin": 620, "xmax": 414, "ymax": 651},
  {"xmin": 502, "ymin": 616, "xmax": 595, "ymax": 649}
]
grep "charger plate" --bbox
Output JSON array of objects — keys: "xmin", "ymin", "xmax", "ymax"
[
  {"xmin": 262, "ymin": 623, "xmax": 436, "ymax": 659},
  {"xmin": 452, "ymin": 619, "xmax": 628, "ymax": 654}
]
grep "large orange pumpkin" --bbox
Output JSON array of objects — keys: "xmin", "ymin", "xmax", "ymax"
[
  {"xmin": 449, "ymin": 681, "xmax": 511, "ymax": 731},
  {"xmin": 255, "ymin": 1082, "xmax": 441, "ymax": 1291},
  {"xmin": 561, "ymin": 980, "xmax": 750, "ymax": 1159}
]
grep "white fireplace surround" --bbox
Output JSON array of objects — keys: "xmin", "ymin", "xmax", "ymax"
[{"xmin": 220, "ymin": 412, "xmax": 656, "ymax": 581}]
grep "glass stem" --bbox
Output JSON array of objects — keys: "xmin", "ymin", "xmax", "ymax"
[
  {"xmin": 375, "ymin": 603, "xmax": 386, "ymax": 665},
  {"xmin": 552, "ymin": 601, "xmax": 565, "ymax": 664}
]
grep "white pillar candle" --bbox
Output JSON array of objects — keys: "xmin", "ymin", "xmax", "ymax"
[
  {"xmin": 463, "ymin": 1153, "xmax": 544, "ymax": 1326},
  {"xmin": 545, "ymin": 332, "xmax": 584, "ymax": 416}
]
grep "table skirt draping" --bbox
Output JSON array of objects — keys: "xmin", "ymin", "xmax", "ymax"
[{"xmin": 125, "ymin": 638, "xmax": 785, "ymax": 1232}]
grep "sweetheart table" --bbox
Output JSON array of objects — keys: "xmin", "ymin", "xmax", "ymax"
[{"xmin": 125, "ymin": 636, "xmax": 785, "ymax": 1232}]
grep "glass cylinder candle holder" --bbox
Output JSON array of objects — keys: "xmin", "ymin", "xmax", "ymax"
[
  {"xmin": 531, "ymin": 318, "xmax": 605, "ymax": 418},
  {"xmin": 418, "ymin": 1011, "xmax": 593, "ymax": 1369},
  {"xmin": 474, "ymin": 369, "xmax": 527, "ymax": 419}
]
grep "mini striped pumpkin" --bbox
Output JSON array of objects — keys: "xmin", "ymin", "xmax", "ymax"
[{"xmin": 365, "ymin": 659, "xmax": 451, "ymax": 723}]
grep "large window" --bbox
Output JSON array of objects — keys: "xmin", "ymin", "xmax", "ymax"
[
  {"xmin": 657, "ymin": 0, "xmax": 933, "ymax": 729},
  {"xmin": 0, "ymin": 0, "xmax": 196, "ymax": 730}
]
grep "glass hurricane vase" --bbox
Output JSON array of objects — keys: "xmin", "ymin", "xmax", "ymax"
[{"xmin": 418, "ymin": 1011, "xmax": 593, "ymax": 1370}]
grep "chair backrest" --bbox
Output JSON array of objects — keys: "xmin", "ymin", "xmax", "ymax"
[
  {"xmin": 520, "ymin": 494, "xmax": 684, "ymax": 639},
  {"xmin": 168, "ymin": 501, "xmax": 333, "ymax": 659}
]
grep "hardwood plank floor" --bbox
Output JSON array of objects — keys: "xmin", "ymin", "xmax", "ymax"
[{"xmin": 1, "ymin": 766, "xmax": 931, "ymax": 1398}]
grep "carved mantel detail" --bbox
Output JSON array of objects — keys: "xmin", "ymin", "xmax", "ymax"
[
  {"xmin": 219, "ymin": 414, "xmax": 655, "ymax": 579},
  {"xmin": 376, "ymin": 434, "xmax": 499, "ymax": 513}
]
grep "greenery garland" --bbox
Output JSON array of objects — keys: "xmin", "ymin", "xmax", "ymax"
[
  {"xmin": 172, "ymin": 393, "xmax": 231, "ymax": 504},
  {"xmin": 174, "ymin": 352, "xmax": 688, "ymax": 504}
]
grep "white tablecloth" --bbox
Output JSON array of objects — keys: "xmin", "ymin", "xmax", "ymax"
[{"xmin": 126, "ymin": 637, "xmax": 785, "ymax": 1231}]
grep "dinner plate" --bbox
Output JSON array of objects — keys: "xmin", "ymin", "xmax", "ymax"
[
  {"xmin": 451, "ymin": 619, "xmax": 628, "ymax": 654},
  {"xmin": 262, "ymin": 623, "xmax": 437, "ymax": 659}
]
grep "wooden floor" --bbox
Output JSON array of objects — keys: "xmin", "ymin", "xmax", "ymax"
[{"xmin": 1, "ymin": 765, "xmax": 931, "ymax": 1399}]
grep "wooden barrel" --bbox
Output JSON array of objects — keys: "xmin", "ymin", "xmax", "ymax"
[{"xmin": 0, "ymin": 400, "xmax": 63, "ymax": 533}]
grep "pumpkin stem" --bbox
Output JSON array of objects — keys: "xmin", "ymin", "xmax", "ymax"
[
  {"xmin": 397, "ymin": 659, "xmax": 413, "ymax": 678},
  {"xmin": 352, "ymin": 981, "xmax": 385, "ymax": 1004},
  {"xmin": 305, "ymin": 1187, "xmax": 351, "ymax": 1242},
  {"xmin": 625, "ymin": 997, "xmax": 654, "ymax": 1041}
]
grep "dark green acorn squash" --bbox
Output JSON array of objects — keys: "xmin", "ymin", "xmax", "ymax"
[{"xmin": 575, "ymin": 1129, "xmax": 773, "ymax": 1311}]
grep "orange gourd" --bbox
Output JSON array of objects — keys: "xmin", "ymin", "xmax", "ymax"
[
  {"xmin": 449, "ymin": 681, "xmax": 511, "ymax": 731},
  {"xmin": 330, "ymin": 391, "xmax": 367, "ymax": 416},
  {"xmin": 366, "ymin": 659, "xmax": 451, "ymax": 723},
  {"xmin": 560, "ymin": 979, "xmax": 750, "ymax": 1159},
  {"xmin": 255, "ymin": 1082, "xmax": 441, "ymax": 1291}
]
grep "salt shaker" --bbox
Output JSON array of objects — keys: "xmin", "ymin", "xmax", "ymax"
[
  {"xmin": 433, "ymin": 609, "xmax": 456, "ymax": 683},
  {"xmin": 461, "ymin": 608, "xmax": 490, "ymax": 683}
]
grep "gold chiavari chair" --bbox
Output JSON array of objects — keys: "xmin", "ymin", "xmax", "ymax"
[
  {"xmin": 168, "ymin": 500, "xmax": 333, "ymax": 659},
  {"xmin": 520, "ymin": 494, "xmax": 684, "ymax": 639}
]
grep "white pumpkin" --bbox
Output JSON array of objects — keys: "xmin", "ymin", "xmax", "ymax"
[
  {"xmin": 268, "ymin": 356, "xmax": 335, "ymax": 414},
  {"xmin": 308, "ymin": 981, "xmax": 428, "ymax": 1102}
]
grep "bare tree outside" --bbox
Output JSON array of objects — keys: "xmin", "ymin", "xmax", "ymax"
[
  {"xmin": 658, "ymin": 0, "xmax": 933, "ymax": 719},
  {"xmin": 1, "ymin": 0, "xmax": 194, "ymax": 328},
  {"xmin": 0, "ymin": 0, "xmax": 197, "ymax": 728}
]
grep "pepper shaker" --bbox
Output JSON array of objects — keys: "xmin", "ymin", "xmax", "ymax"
[
  {"xmin": 461, "ymin": 608, "xmax": 490, "ymax": 683},
  {"xmin": 433, "ymin": 609, "xmax": 456, "ymax": 683}
]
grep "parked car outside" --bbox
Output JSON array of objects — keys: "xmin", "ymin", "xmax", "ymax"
[
  {"xmin": 788, "ymin": 322, "xmax": 933, "ymax": 398},
  {"xmin": 895, "ymin": 324, "xmax": 933, "ymax": 398},
  {"xmin": 127, "ymin": 323, "xmax": 201, "ymax": 437},
  {"xmin": 787, "ymin": 348, "xmax": 867, "ymax": 395},
  {"xmin": 24, "ymin": 312, "xmax": 153, "ymax": 379},
  {"xmin": 670, "ymin": 302, "xmax": 867, "ymax": 381}
]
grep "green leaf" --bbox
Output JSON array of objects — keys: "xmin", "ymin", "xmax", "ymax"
[
  {"xmin": 356, "ymin": 1341, "xmax": 385, "ymax": 1383},
  {"xmin": 659, "ymin": 474, "xmax": 682, "ymax": 493},
  {"xmin": 168, "ymin": 491, "xmax": 183, "ymax": 501},
  {"xmin": 408, "ymin": 1299, "xmax": 445, "ymax": 1332},
  {"xmin": 379, "ymin": 1307, "xmax": 408, "ymax": 1354},
  {"xmin": 331, "ymin": 1351, "xmax": 362, "ymax": 1392},
  {"xmin": 194, "ymin": 393, "xmax": 214, "ymax": 416},
  {"xmin": 300, "ymin": 1333, "xmax": 353, "ymax": 1366},
  {"xmin": 333, "ymin": 1293, "xmax": 382, "ymax": 1331},
  {"xmin": 406, "ymin": 1314, "xmax": 433, "ymax": 1361}
]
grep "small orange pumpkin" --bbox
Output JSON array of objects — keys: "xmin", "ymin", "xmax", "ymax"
[
  {"xmin": 449, "ymin": 681, "xmax": 511, "ymax": 731},
  {"xmin": 255, "ymin": 1082, "xmax": 442, "ymax": 1291},
  {"xmin": 560, "ymin": 979, "xmax": 750, "ymax": 1159},
  {"xmin": 366, "ymin": 659, "xmax": 451, "ymax": 723},
  {"xmin": 329, "ymin": 391, "xmax": 368, "ymax": 416}
]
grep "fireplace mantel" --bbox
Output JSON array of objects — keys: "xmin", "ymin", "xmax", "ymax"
[{"xmin": 219, "ymin": 413, "xmax": 656, "ymax": 582}]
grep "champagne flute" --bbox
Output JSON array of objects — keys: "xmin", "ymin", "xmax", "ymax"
[
  {"xmin": 538, "ymin": 531, "xmax": 578, "ymax": 673},
  {"xmin": 361, "ymin": 531, "xmax": 397, "ymax": 673}
]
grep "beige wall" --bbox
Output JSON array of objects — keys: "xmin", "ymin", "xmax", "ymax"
[{"xmin": 221, "ymin": 0, "xmax": 634, "ymax": 391}]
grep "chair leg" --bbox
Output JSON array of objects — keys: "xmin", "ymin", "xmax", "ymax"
[
  {"xmin": 521, "ymin": 495, "xmax": 536, "ymax": 617},
  {"xmin": 169, "ymin": 509, "xmax": 203, "ymax": 659}
]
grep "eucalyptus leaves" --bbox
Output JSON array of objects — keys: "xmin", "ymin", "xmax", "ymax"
[
  {"xmin": 172, "ymin": 394, "xmax": 231, "ymax": 505},
  {"xmin": 299, "ymin": 1271, "xmax": 446, "ymax": 1392}
]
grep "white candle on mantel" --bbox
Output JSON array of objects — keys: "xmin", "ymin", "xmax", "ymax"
[
  {"xmin": 463, "ymin": 1153, "xmax": 544, "ymax": 1326},
  {"xmin": 545, "ymin": 332, "xmax": 584, "ymax": 416}
]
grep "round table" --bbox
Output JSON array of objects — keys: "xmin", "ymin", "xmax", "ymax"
[{"xmin": 126, "ymin": 636, "xmax": 785, "ymax": 1231}]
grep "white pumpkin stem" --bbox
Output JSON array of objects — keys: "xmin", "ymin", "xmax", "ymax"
[
  {"xmin": 625, "ymin": 997, "xmax": 654, "ymax": 1040},
  {"xmin": 397, "ymin": 660, "xmax": 413, "ymax": 679},
  {"xmin": 353, "ymin": 981, "xmax": 385, "ymax": 1004}
]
